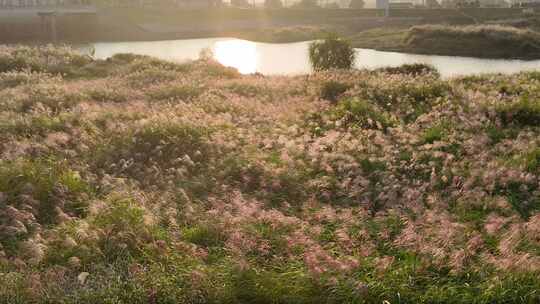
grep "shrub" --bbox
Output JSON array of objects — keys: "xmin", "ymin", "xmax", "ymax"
[
  {"xmin": 328, "ymin": 98, "xmax": 395, "ymax": 130},
  {"xmin": 496, "ymin": 181, "xmax": 540, "ymax": 219},
  {"xmin": 200, "ymin": 61, "xmax": 240, "ymax": 78},
  {"xmin": 124, "ymin": 67, "xmax": 178, "ymax": 87},
  {"xmin": 18, "ymin": 83, "xmax": 86, "ymax": 113},
  {"xmin": 320, "ymin": 81, "xmax": 351, "ymax": 102},
  {"xmin": 91, "ymin": 197, "xmax": 163, "ymax": 260},
  {"xmin": 309, "ymin": 34, "xmax": 356, "ymax": 71},
  {"xmin": 86, "ymin": 85, "xmax": 129, "ymax": 103},
  {"xmin": 496, "ymin": 96, "xmax": 540, "ymax": 126},
  {"xmin": 226, "ymin": 83, "xmax": 267, "ymax": 98},
  {"xmin": 0, "ymin": 45, "xmax": 92, "ymax": 77},
  {"xmin": 343, "ymin": 75, "xmax": 451, "ymax": 123},
  {"xmin": 0, "ymin": 113, "xmax": 76, "ymax": 138},
  {"xmin": 422, "ymin": 122, "xmax": 449, "ymax": 144},
  {"xmin": 182, "ymin": 224, "xmax": 225, "ymax": 248},
  {"xmin": 127, "ymin": 56, "xmax": 189, "ymax": 74},
  {"xmin": 92, "ymin": 121, "xmax": 212, "ymax": 189},
  {"xmin": 0, "ymin": 159, "xmax": 91, "ymax": 226},
  {"xmin": 522, "ymin": 147, "xmax": 540, "ymax": 173},
  {"xmin": 0, "ymin": 71, "xmax": 55, "ymax": 90},
  {"xmin": 146, "ymin": 84, "xmax": 203, "ymax": 101},
  {"xmin": 109, "ymin": 53, "xmax": 142, "ymax": 64},
  {"xmin": 484, "ymin": 123, "xmax": 518, "ymax": 144},
  {"xmin": 380, "ymin": 63, "xmax": 440, "ymax": 77},
  {"xmin": 228, "ymin": 267, "xmax": 324, "ymax": 303}
]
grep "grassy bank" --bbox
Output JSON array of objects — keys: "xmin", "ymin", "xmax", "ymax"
[
  {"xmin": 206, "ymin": 23, "xmax": 540, "ymax": 60},
  {"xmin": 0, "ymin": 46, "xmax": 539, "ymax": 303},
  {"xmin": 347, "ymin": 24, "xmax": 540, "ymax": 59},
  {"xmin": 3, "ymin": 6, "xmax": 540, "ymax": 59},
  {"xmin": 100, "ymin": 8, "xmax": 540, "ymax": 59},
  {"xmin": 403, "ymin": 24, "xmax": 540, "ymax": 59}
]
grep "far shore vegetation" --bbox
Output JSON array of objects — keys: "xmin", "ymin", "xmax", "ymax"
[
  {"xmin": 236, "ymin": 23, "xmax": 540, "ymax": 59},
  {"xmin": 3, "ymin": 6, "xmax": 540, "ymax": 59}
]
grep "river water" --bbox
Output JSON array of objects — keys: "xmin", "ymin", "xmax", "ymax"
[{"xmin": 83, "ymin": 37, "xmax": 540, "ymax": 78}]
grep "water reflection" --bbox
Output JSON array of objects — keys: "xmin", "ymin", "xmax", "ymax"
[
  {"xmin": 354, "ymin": 49, "xmax": 540, "ymax": 78},
  {"xmin": 84, "ymin": 38, "xmax": 540, "ymax": 78}
]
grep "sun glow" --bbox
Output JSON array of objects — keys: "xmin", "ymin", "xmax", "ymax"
[{"xmin": 213, "ymin": 40, "xmax": 258, "ymax": 74}]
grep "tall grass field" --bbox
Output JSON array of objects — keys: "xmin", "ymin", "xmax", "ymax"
[{"xmin": 0, "ymin": 46, "xmax": 538, "ymax": 303}]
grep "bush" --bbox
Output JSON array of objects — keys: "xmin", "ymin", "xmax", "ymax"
[
  {"xmin": 329, "ymin": 98, "xmax": 394, "ymax": 130},
  {"xmin": 0, "ymin": 159, "xmax": 91, "ymax": 225},
  {"xmin": 18, "ymin": 83, "xmax": 86, "ymax": 113},
  {"xmin": 92, "ymin": 121, "xmax": 212, "ymax": 189},
  {"xmin": 0, "ymin": 71, "xmax": 55, "ymax": 90},
  {"xmin": 380, "ymin": 63, "xmax": 440, "ymax": 77},
  {"xmin": 0, "ymin": 45, "xmax": 91, "ymax": 74},
  {"xmin": 320, "ymin": 81, "xmax": 351, "ymax": 102},
  {"xmin": 309, "ymin": 34, "xmax": 356, "ymax": 71},
  {"xmin": 422, "ymin": 122, "xmax": 449, "ymax": 144},
  {"xmin": 146, "ymin": 84, "xmax": 203, "ymax": 101},
  {"xmin": 496, "ymin": 96, "xmax": 540, "ymax": 126},
  {"xmin": 226, "ymin": 83, "xmax": 267, "ymax": 98},
  {"xmin": 87, "ymin": 85, "xmax": 129, "ymax": 103},
  {"xmin": 523, "ymin": 147, "xmax": 540, "ymax": 173},
  {"xmin": 91, "ymin": 197, "xmax": 163, "ymax": 261},
  {"xmin": 182, "ymin": 224, "xmax": 225, "ymax": 248},
  {"xmin": 347, "ymin": 78, "xmax": 450, "ymax": 123},
  {"xmin": 0, "ymin": 113, "xmax": 76, "ymax": 138}
]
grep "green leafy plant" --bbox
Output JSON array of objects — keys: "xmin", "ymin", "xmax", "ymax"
[
  {"xmin": 309, "ymin": 34, "xmax": 356, "ymax": 71},
  {"xmin": 320, "ymin": 80, "xmax": 351, "ymax": 102},
  {"xmin": 496, "ymin": 96, "xmax": 540, "ymax": 127},
  {"xmin": 380, "ymin": 63, "xmax": 440, "ymax": 77},
  {"xmin": 329, "ymin": 98, "xmax": 395, "ymax": 130}
]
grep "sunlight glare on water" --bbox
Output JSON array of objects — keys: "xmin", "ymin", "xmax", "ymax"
[
  {"xmin": 213, "ymin": 40, "xmax": 258, "ymax": 74},
  {"xmin": 85, "ymin": 38, "xmax": 540, "ymax": 78}
]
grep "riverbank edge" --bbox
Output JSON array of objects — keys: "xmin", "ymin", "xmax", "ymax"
[{"xmin": 86, "ymin": 30, "xmax": 540, "ymax": 61}]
